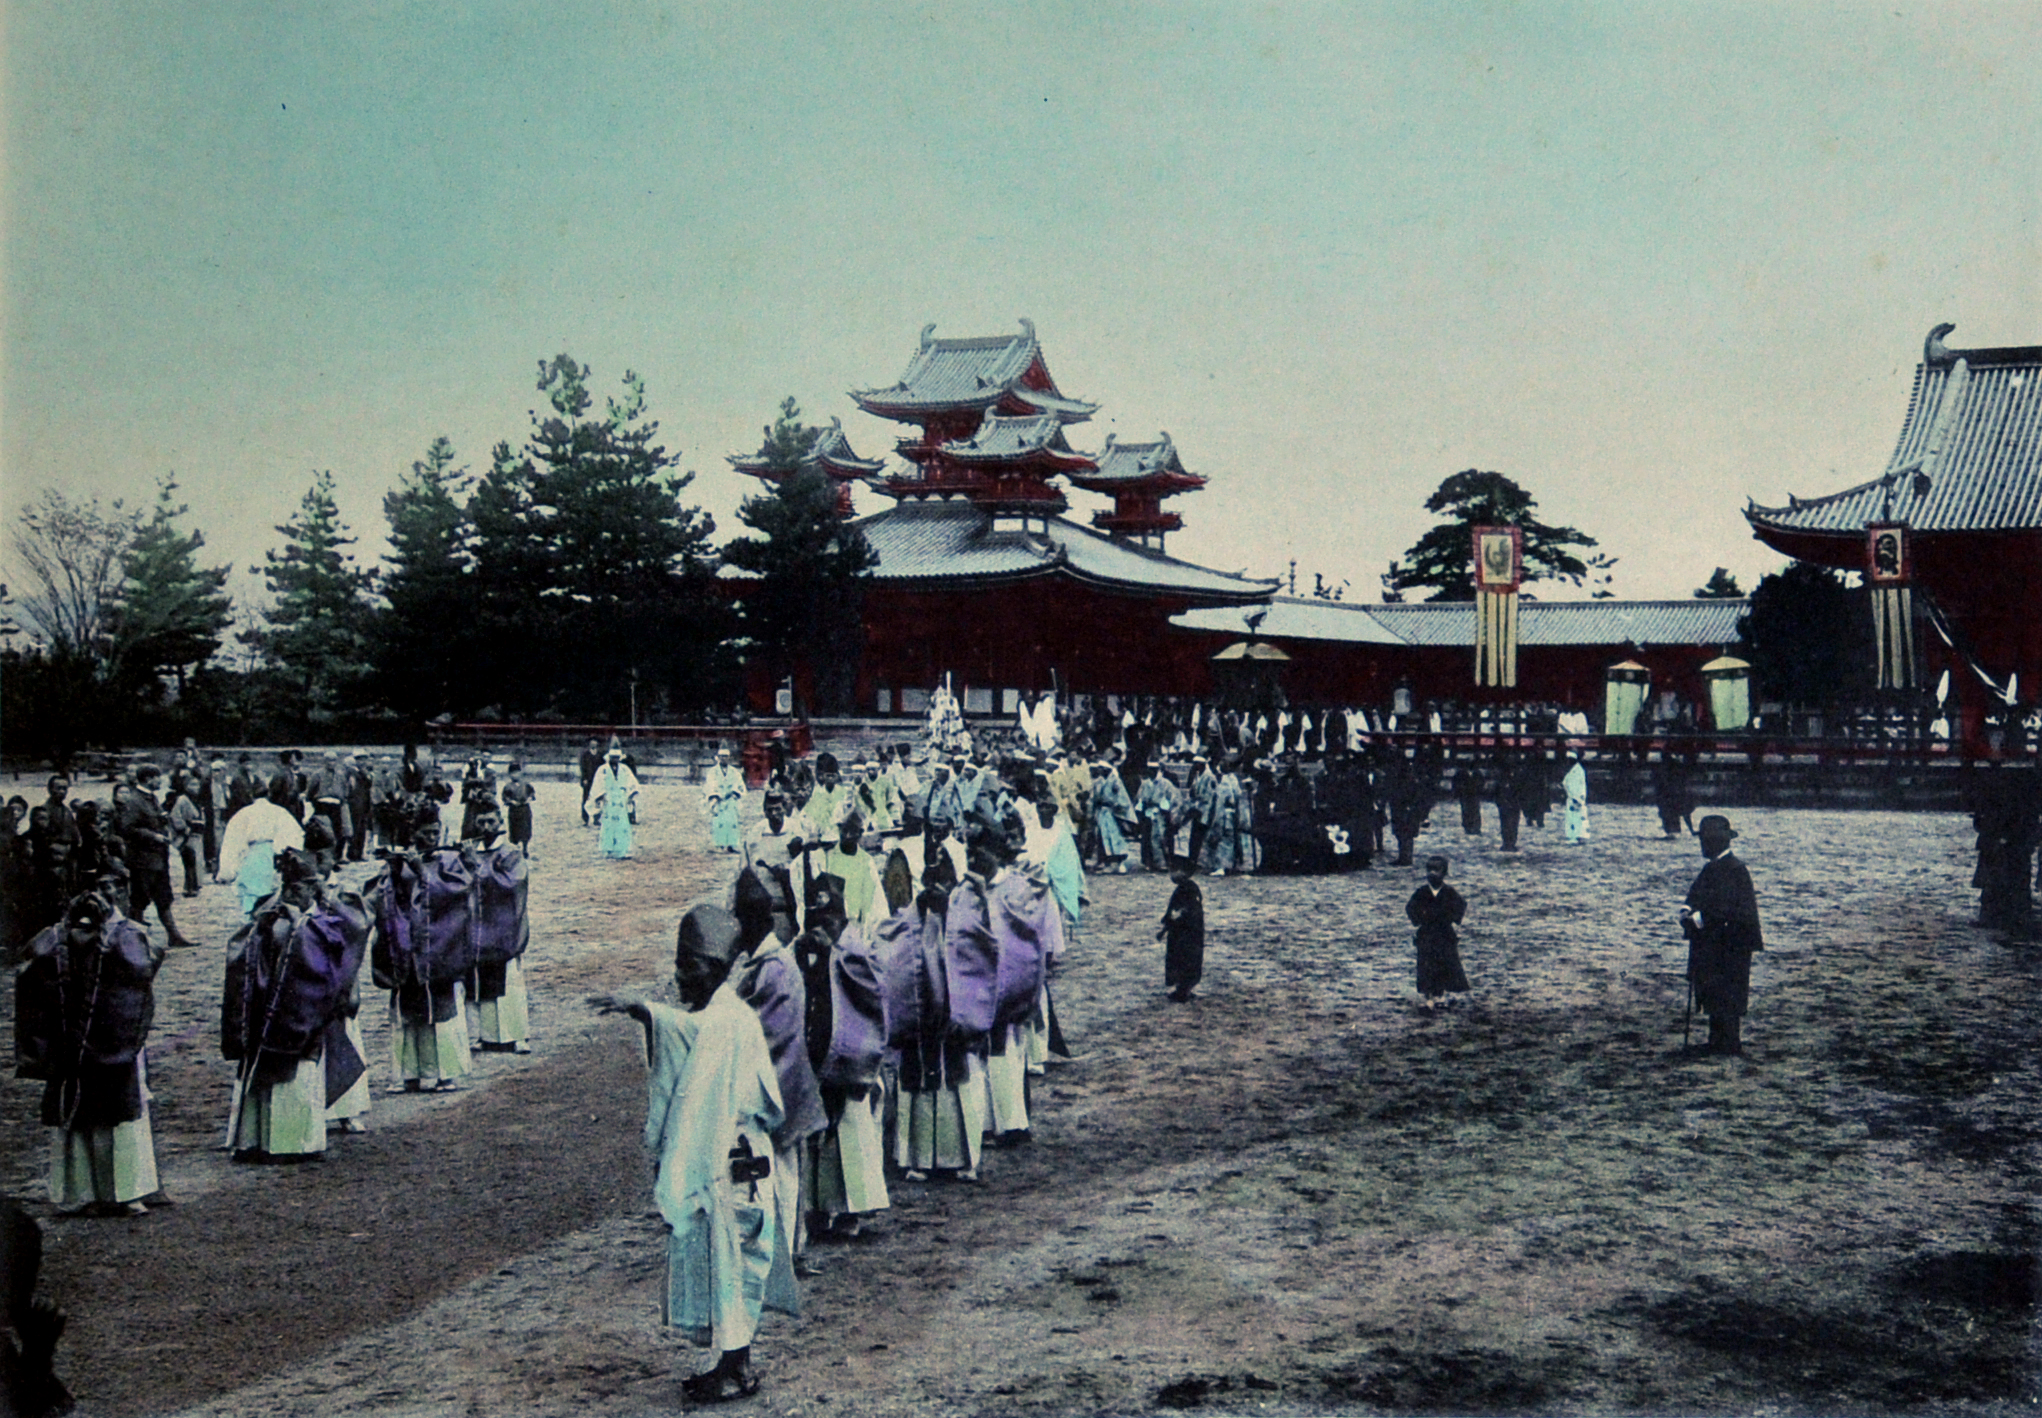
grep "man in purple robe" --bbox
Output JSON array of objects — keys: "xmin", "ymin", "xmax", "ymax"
[
  {"xmin": 369, "ymin": 820, "xmax": 476, "ymax": 1090},
  {"xmin": 16, "ymin": 891, "xmax": 166, "ymax": 1215},
  {"xmin": 222, "ymin": 849, "xmax": 371, "ymax": 1160},
  {"xmin": 465, "ymin": 808, "xmax": 532, "ymax": 1054},
  {"xmin": 801, "ymin": 880, "xmax": 890, "ymax": 1240}
]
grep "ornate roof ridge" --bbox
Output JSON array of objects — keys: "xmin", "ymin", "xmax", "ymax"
[{"xmin": 1923, "ymin": 321, "xmax": 2042, "ymax": 368}]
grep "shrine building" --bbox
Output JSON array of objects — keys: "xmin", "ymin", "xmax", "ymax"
[
  {"xmin": 734, "ymin": 320, "xmax": 1277, "ymax": 715},
  {"xmin": 1744, "ymin": 324, "xmax": 2042, "ymax": 754}
]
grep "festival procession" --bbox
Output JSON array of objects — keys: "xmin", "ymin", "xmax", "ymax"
[{"xmin": 6, "ymin": 13, "xmax": 2041, "ymax": 1405}]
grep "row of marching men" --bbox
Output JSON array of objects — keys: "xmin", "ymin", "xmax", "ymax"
[
  {"xmin": 222, "ymin": 805, "xmax": 534, "ymax": 1163},
  {"xmin": 722, "ymin": 783, "xmax": 1078, "ymax": 1242},
  {"xmin": 14, "ymin": 803, "xmax": 535, "ymax": 1219},
  {"xmin": 586, "ymin": 778, "xmax": 1080, "ymax": 1401}
]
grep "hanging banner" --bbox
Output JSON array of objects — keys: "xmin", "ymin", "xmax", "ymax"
[
  {"xmin": 1865, "ymin": 521, "xmax": 1919, "ymax": 689},
  {"xmin": 1472, "ymin": 525, "xmax": 1523, "ymax": 687}
]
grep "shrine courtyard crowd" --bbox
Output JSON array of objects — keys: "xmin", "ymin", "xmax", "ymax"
[{"xmin": 8, "ymin": 707, "xmax": 2034, "ymax": 1408}]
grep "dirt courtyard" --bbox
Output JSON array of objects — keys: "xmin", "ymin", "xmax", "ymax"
[{"xmin": 3, "ymin": 779, "xmax": 2036, "ymax": 1417}]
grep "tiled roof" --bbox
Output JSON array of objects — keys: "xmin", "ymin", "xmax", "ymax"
[
  {"xmin": 939, "ymin": 412, "xmax": 1096, "ymax": 467},
  {"xmin": 727, "ymin": 417, "xmax": 884, "ymax": 477},
  {"xmin": 1170, "ymin": 598, "xmax": 1406, "ymax": 645},
  {"xmin": 853, "ymin": 498, "xmax": 1275, "ymax": 603},
  {"xmin": 1747, "ymin": 325, "xmax": 2042, "ymax": 537},
  {"xmin": 1069, "ymin": 433, "xmax": 1208, "ymax": 490},
  {"xmin": 850, "ymin": 320, "xmax": 1099, "ymax": 422},
  {"xmin": 1172, "ymin": 596, "xmax": 1748, "ymax": 648}
]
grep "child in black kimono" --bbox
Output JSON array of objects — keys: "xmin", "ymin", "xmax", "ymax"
[
  {"xmin": 1158, "ymin": 859, "xmax": 1204, "ymax": 1002},
  {"xmin": 1407, "ymin": 855, "xmax": 1468, "ymax": 1004}
]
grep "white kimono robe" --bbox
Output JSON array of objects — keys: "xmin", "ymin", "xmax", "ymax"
[
  {"xmin": 644, "ymin": 986, "xmax": 798, "ymax": 1350},
  {"xmin": 1563, "ymin": 762, "xmax": 1590, "ymax": 843}
]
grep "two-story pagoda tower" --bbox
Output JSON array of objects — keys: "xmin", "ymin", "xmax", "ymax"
[
  {"xmin": 727, "ymin": 417, "xmax": 884, "ymax": 517},
  {"xmin": 1066, "ymin": 433, "xmax": 1207, "ymax": 550},
  {"xmin": 852, "ymin": 319, "xmax": 1099, "ymax": 518}
]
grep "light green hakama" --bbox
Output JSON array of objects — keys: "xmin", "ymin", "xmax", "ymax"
[
  {"xmin": 474, "ymin": 957, "xmax": 530, "ymax": 1048},
  {"xmin": 230, "ymin": 1053, "xmax": 328, "ymax": 1157},
  {"xmin": 51, "ymin": 1058, "xmax": 160, "ymax": 1208},
  {"xmin": 390, "ymin": 988, "xmax": 471, "ymax": 1087},
  {"xmin": 814, "ymin": 1091, "xmax": 890, "ymax": 1217}
]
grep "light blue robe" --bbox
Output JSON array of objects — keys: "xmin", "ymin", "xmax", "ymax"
[
  {"xmin": 1091, "ymin": 771, "xmax": 1135, "ymax": 862},
  {"xmin": 703, "ymin": 765, "xmax": 746, "ymax": 850},
  {"xmin": 589, "ymin": 764, "xmax": 638, "ymax": 859},
  {"xmin": 1563, "ymin": 762, "xmax": 1590, "ymax": 843}
]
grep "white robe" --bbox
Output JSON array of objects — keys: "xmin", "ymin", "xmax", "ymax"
[{"xmin": 644, "ymin": 985, "xmax": 798, "ymax": 1350}]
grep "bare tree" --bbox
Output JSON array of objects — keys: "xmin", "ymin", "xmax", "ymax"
[{"xmin": 8, "ymin": 489, "xmax": 143, "ymax": 654}]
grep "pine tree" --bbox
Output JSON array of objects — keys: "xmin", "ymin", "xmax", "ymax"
[
  {"xmin": 251, "ymin": 471, "xmax": 374, "ymax": 721},
  {"xmin": 1381, "ymin": 470, "xmax": 1614, "ymax": 602},
  {"xmin": 721, "ymin": 398, "xmax": 877, "ymax": 715},
  {"xmin": 1692, "ymin": 567, "xmax": 1744, "ymax": 599},
  {"xmin": 107, "ymin": 478, "xmax": 234, "ymax": 695},
  {"xmin": 469, "ymin": 356, "xmax": 726, "ymax": 719},
  {"xmin": 369, "ymin": 437, "xmax": 476, "ymax": 719}
]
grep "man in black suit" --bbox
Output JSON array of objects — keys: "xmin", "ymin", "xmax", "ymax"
[{"xmin": 1681, "ymin": 815, "xmax": 1764, "ymax": 1056}]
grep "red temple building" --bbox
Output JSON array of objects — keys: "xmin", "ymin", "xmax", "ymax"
[
  {"xmin": 1744, "ymin": 324, "xmax": 2042, "ymax": 754},
  {"xmin": 775, "ymin": 320, "xmax": 1277, "ymax": 714}
]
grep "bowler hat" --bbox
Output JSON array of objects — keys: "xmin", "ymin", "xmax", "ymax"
[{"xmin": 1697, "ymin": 814, "xmax": 1737, "ymax": 838}]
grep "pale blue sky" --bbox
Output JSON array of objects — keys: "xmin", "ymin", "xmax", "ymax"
[{"xmin": 5, "ymin": 1, "xmax": 2037, "ymax": 608}]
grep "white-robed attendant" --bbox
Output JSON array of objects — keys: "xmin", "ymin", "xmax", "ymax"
[
  {"xmin": 702, "ymin": 749, "xmax": 747, "ymax": 853},
  {"xmin": 1562, "ymin": 753, "xmax": 1591, "ymax": 844},
  {"xmin": 594, "ymin": 904, "xmax": 797, "ymax": 1406},
  {"xmin": 215, "ymin": 779, "xmax": 306, "ymax": 918},
  {"xmin": 587, "ymin": 749, "xmax": 641, "ymax": 859}
]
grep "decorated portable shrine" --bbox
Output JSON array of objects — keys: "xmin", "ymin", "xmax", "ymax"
[{"xmin": 1744, "ymin": 324, "xmax": 2042, "ymax": 756}]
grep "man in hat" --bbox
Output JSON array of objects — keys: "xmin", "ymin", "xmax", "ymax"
[
  {"xmin": 729, "ymin": 875, "xmax": 827, "ymax": 1275},
  {"xmin": 586, "ymin": 748, "xmax": 641, "ymax": 859},
  {"xmin": 1134, "ymin": 760, "xmax": 1181, "ymax": 873},
  {"xmin": 222, "ymin": 849, "xmax": 371, "ymax": 1160},
  {"xmin": 853, "ymin": 758, "xmax": 900, "ymax": 837},
  {"xmin": 1681, "ymin": 815, "xmax": 1764, "ymax": 1056},
  {"xmin": 577, "ymin": 738, "xmax": 603, "ymax": 827},
  {"xmin": 118, "ymin": 764, "xmax": 200, "ymax": 950},
  {"xmin": 1089, "ymin": 760, "xmax": 1136, "ymax": 874},
  {"xmin": 17, "ymin": 889, "xmax": 167, "ymax": 1215},
  {"xmin": 922, "ymin": 760, "xmax": 962, "ymax": 837},
  {"xmin": 345, "ymin": 750, "xmax": 375, "ymax": 862},
  {"xmin": 1186, "ymin": 755, "xmax": 1219, "ymax": 869},
  {"xmin": 593, "ymin": 903, "xmax": 796, "ymax": 1405},
  {"xmin": 702, "ymin": 747, "xmax": 747, "ymax": 854},
  {"xmin": 806, "ymin": 754, "xmax": 852, "ymax": 836}
]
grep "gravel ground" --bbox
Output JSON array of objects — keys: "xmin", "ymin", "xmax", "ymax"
[{"xmin": 3, "ymin": 778, "xmax": 2036, "ymax": 1417}]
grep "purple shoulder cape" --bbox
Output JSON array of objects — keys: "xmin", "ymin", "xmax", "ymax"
[
  {"xmin": 819, "ymin": 924, "xmax": 887, "ymax": 1088},
  {"xmin": 733, "ymin": 943, "xmax": 827, "ymax": 1148},
  {"xmin": 988, "ymin": 867, "xmax": 1052, "ymax": 1030},
  {"xmin": 223, "ymin": 893, "xmax": 370, "ymax": 1086},
  {"xmin": 942, "ymin": 877, "xmax": 1000, "ymax": 1038}
]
